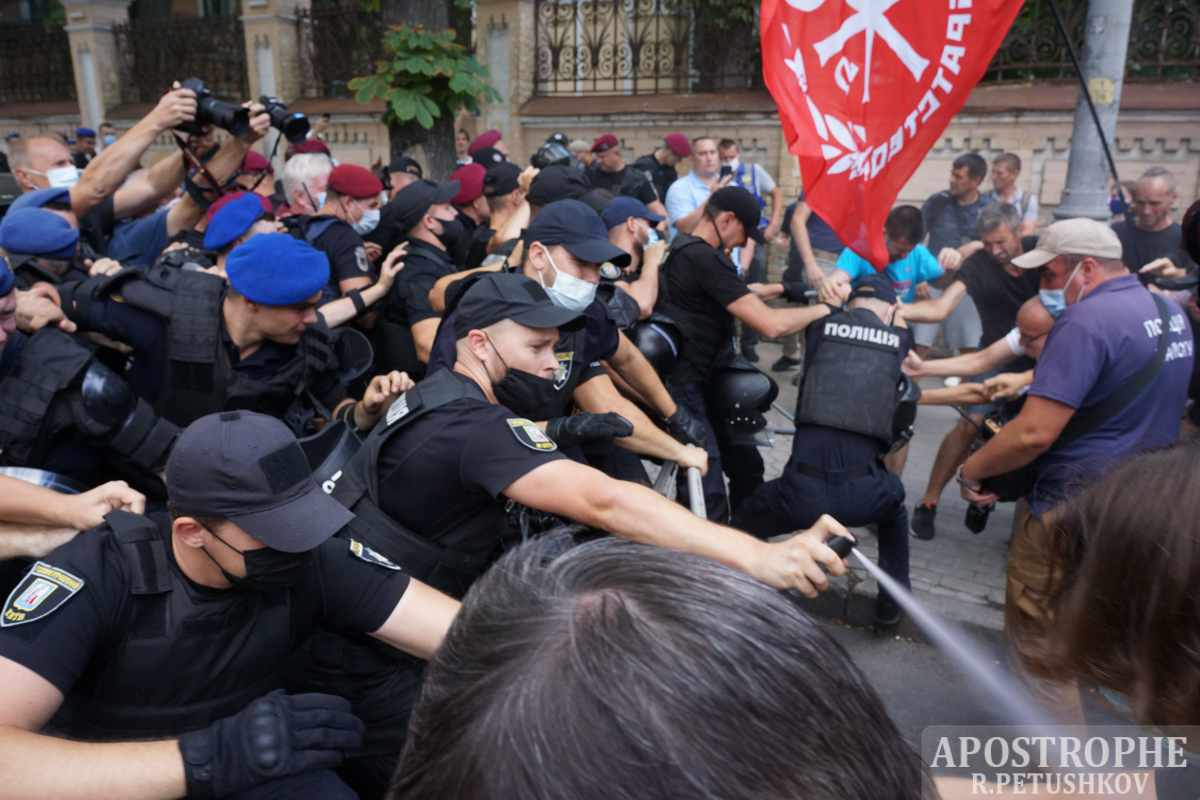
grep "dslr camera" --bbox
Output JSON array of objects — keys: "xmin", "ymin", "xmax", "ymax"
[
  {"xmin": 259, "ymin": 95, "xmax": 310, "ymax": 145},
  {"xmin": 175, "ymin": 78, "xmax": 249, "ymax": 138}
]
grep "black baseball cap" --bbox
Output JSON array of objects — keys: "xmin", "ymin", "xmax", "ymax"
[
  {"xmin": 526, "ymin": 165, "xmax": 592, "ymax": 206},
  {"xmin": 472, "ymin": 146, "xmax": 506, "ymax": 166},
  {"xmin": 386, "ymin": 156, "xmax": 423, "ymax": 179},
  {"xmin": 709, "ymin": 186, "xmax": 766, "ymax": 244},
  {"xmin": 523, "ymin": 199, "xmax": 631, "ymax": 267},
  {"xmin": 165, "ymin": 411, "xmax": 353, "ymax": 553},
  {"xmin": 391, "ymin": 179, "xmax": 461, "ymax": 233},
  {"xmin": 483, "ymin": 161, "xmax": 522, "ymax": 197},
  {"xmin": 454, "ymin": 273, "xmax": 585, "ymax": 338},
  {"xmin": 849, "ymin": 272, "xmax": 898, "ymax": 305}
]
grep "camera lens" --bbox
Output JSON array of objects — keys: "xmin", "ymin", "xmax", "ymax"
[
  {"xmin": 202, "ymin": 98, "xmax": 249, "ymax": 138},
  {"xmin": 260, "ymin": 96, "xmax": 310, "ymax": 145}
]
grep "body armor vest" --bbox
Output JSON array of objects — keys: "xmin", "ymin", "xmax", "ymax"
[
  {"xmin": 0, "ymin": 329, "xmax": 93, "ymax": 467},
  {"xmin": 654, "ymin": 235, "xmax": 735, "ymax": 382},
  {"xmin": 95, "ymin": 266, "xmax": 337, "ymax": 430},
  {"xmin": 796, "ymin": 309, "xmax": 903, "ymax": 445},
  {"xmin": 329, "ymin": 370, "xmax": 495, "ymax": 598},
  {"xmin": 51, "ymin": 512, "xmax": 294, "ymax": 740}
]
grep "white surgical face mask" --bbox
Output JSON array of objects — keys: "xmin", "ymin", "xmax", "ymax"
[
  {"xmin": 351, "ymin": 199, "xmax": 380, "ymax": 235},
  {"xmin": 28, "ymin": 165, "xmax": 80, "ymax": 189},
  {"xmin": 724, "ymin": 158, "xmax": 740, "ymax": 172},
  {"xmin": 539, "ymin": 247, "xmax": 597, "ymax": 311},
  {"xmin": 636, "ymin": 222, "xmax": 660, "ymax": 249}
]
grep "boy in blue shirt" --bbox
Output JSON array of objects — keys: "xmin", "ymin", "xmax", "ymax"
[{"xmin": 823, "ymin": 206, "xmax": 943, "ymax": 304}]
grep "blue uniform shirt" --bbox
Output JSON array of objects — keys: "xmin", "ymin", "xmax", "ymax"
[
  {"xmin": 107, "ymin": 210, "xmax": 169, "ymax": 267},
  {"xmin": 1026, "ymin": 275, "xmax": 1193, "ymax": 517}
]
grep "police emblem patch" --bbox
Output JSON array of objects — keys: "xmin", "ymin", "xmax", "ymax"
[
  {"xmin": 599, "ymin": 263, "xmax": 621, "ymax": 280},
  {"xmin": 355, "ymin": 246, "xmax": 370, "ymax": 272},
  {"xmin": 349, "ymin": 540, "xmax": 402, "ymax": 570},
  {"xmin": 2, "ymin": 562, "xmax": 84, "ymax": 627},
  {"xmin": 553, "ymin": 351, "xmax": 573, "ymax": 391},
  {"xmin": 507, "ymin": 418, "xmax": 558, "ymax": 451}
]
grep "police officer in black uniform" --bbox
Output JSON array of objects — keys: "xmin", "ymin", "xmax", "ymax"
[
  {"xmin": 733, "ymin": 273, "xmax": 914, "ymax": 626},
  {"xmin": 655, "ymin": 186, "xmax": 836, "ymax": 522},
  {"xmin": 0, "ymin": 410, "xmax": 458, "ymax": 799},
  {"xmin": 376, "ymin": 178, "xmax": 464, "ymax": 379},
  {"xmin": 286, "ymin": 272, "xmax": 853, "ymax": 799},
  {"xmin": 0, "ymin": 257, "xmax": 179, "ymax": 490},
  {"xmin": 426, "ymin": 199, "xmax": 709, "ymax": 478},
  {"xmin": 0, "ymin": 206, "xmax": 91, "ymax": 290},
  {"xmin": 58, "ymin": 233, "xmax": 395, "ymax": 434}
]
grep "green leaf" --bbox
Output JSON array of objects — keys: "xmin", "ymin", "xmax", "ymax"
[{"xmin": 414, "ymin": 103, "xmax": 434, "ymax": 129}]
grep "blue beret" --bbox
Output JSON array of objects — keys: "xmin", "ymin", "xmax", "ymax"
[
  {"xmin": 10, "ymin": 187, "xmax": 72, "ymax": 213},
  {"xmin": 76, "ymin": 128, "xmax": 95, "ymax": 138},
  {"xmin": 0, "ymin": 256, "xmax": 13, "ymax": 296},
  {"xmin": 204, "ymin": 192, "xmax": 270, "ymax": 251},
  {"xmin": 0, "ymin": 208, "xmax": 80, "ymax": 260},
  {"xmin": 226, "ymin": 233, "xmax": 330, "ymax": 306}
]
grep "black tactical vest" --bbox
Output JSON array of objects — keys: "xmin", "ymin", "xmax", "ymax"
[
  {"xmin": 654, "ymin": 235, "xmax": 736, "ymax": 382},
  {"xmin": 796, "ymin": 309, "xmax": 903, "ymax": 445},
  {"xmin": 50, "ymin": 512, "xmax": 295, "ymax": 740},
  {"xmin": 0, "ymin": 328, "xmax": 93, "ymax": 467},
  {"xmin": 95, "ymin": 266, "xmax": 337, "ymax": 429},
  {"xmin": 328, "ymin": 370, "xmax": 496, "ymax": 598}
]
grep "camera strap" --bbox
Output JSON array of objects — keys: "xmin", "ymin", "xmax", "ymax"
[{"xmin": 174, "ymin": 133, "xmax": 226, "ymax": 209}]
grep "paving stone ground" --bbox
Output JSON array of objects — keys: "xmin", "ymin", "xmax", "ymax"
[{"xmin": 720, "ymin": 341, "xmax": 1012, "ymax": 636}]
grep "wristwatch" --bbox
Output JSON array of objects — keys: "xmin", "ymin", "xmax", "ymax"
[{"xmin": 955, "ymin": 465, "xmax": 982, "ymax": 492}]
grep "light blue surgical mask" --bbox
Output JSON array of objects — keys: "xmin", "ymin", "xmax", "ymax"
[
  {"xmin": 1038, "ymin": 261, "xmax": 1082, "ymax": 318},
  {"xmin": 539, "ymin": 247, "xmax": 597, "ymax": 311},
  {"xmin": 102, "ymin": 134, "xmax": 117, "ymax": 147},
  {"xmin": 28, "ymin": 165, "xmax": 80, "ymax": 189},
  {"xmin": 351, "ymin": 199, "xmax": 380, "ymax": 235},
  {"xmin": 636, "ymin": 222, "xmax": 660, "ymax": 248}
]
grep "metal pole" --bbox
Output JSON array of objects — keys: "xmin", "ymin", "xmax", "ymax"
[
  {"xmin": 1050, "ymin": 0, "xmax": 1135, "ymax": 223},
  {"xmin": 685, "ymin": 444, "xmax": 706, "ymax": 519}
]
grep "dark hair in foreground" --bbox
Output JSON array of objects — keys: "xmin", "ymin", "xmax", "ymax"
[
  {"xmin": 953, "ymin": 152, "xmax": 988, "ymax": 181},
  {"xmin": 886, "ymin": 205, "xmax": 925, "ymax": 246},
  {"xmin": 1034, "ymin": 441, "xmax": 1200, "ymax": 728},
  {"xmin": 388, "ymin": 535, "xmax": 930, "ymax": 800}
]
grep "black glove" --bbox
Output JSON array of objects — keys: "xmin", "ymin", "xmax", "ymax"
[
  {"xmin": 666, "ymin": 407, "xmax": 707, "ymax": 447},
  {"xmin": 545, "ymin": 412, "xmax": 634, "ymax": 449},
  {"xmin": 178, "ymin": 690, "xmax": 365, "ymax": 798}
]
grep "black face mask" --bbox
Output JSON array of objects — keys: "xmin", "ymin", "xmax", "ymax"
[
  {"xmin": 203, "ymin": 529, "xmax": 313, "ymax": 593},
  {"xmin": 484, "ymin": 333, "xmax": 558, "ymax": 417},
  {"xmin": 434, "ymin": 216, "xmax": 465, "ymax": 253}
]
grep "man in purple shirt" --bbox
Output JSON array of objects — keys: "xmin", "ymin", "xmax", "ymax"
[{"xmin": 957, "ymin": 218, "xmax": 1193, "ymax": 726}]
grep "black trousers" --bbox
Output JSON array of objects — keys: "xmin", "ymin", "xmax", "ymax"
[{"xmin": 732, "ymin": 460, "xmax": 911, "ymax": 604}]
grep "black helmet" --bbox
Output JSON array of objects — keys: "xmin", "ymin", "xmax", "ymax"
[
  {"xmin": 298, "ymin": 420, "xmax": 364, "ymax": 494},
  {"xmin": 632, "ymin": 317, "xmax": 681, "ymax": 378},
  {"xmin": 331, "ymin": 327, "xmax": 375, "ymax": 384},
  {"xmin": 707, "ymin": 357, "xmax": 779, "ymax": 445},
  {"xmin": 888, "ymin": 373, "xmax": 921, "ymax": 454},
  {"xmin": 530, "ymin": 141, "xmax": 572, "ymax": 170},
  {"xmin": 547, "ymin": 132, "xmax": 570, "ymax": 147}
]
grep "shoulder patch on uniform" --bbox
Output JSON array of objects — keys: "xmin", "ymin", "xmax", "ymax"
[
  {"xmin": 2, "ymin": 562, "xmax": 85, "ymax": 627},
  {"xmin": 385, "ymin": 393, "xmax": 410, "ymax": 425},
  {"xmin": 349, "ymin": 540, "xmax": 402, "ymax": 571},
  {"xmin": 599, "ymin": 263, "xmax": 621, "ymax": 280},
  {"xmin": 553, "ymin": 351, "xmax": 573, "ymax": 391},
  {"xmin": 355, "ymin": 246, "xmax": 369, "ymax": 272},
  {"xmin": 507, "ymin": 418, "xmax": 558, "ymax": 451}
]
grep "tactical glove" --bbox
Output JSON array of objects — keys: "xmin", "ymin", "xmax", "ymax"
[
  {"xmin": 666, "ymin": 407, "xmax": 707, "ymax": 447},
  {"xmin": 545, "ymin": 412, "xmax": 634, "ymax": 449},
  {"xmin": 178, "ymin": 690, "xmax": 364, "ymax": 798}
]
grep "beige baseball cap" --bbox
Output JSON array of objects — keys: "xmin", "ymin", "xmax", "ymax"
[{"xmin": 1011, "ymin": 218, "xmax": 1123, "ymax": 269}]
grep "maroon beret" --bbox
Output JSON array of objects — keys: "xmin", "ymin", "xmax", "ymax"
[
  {"xmin": 290, "ymin": 139, "xmax": 331, "ymax": 157},
  {"xmin": 241, "ymin": 151, "xmax": 274, "ymax": 175},
  {"xmin": 468, "ymin": 129, "xmax": 503, "ymax": 156},
  {"xmin": 592, "ymin": 134, "xmax": 619, "ymax": 153},
  {"xmin": 664, "ymin": 132, "xmax": 690, "ymax": 158},
  {"xmin": 327, "ymin": 164, "xmax": 383, "ymax": 199},
  {"xmin": 450, "ymin": 162, "xmax": 487, "ymax": 205}
]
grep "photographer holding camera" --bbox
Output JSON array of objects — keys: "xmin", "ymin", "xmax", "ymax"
[{"xmin": 106, "ymin": 84, "xmax": 273, "ymax": 266}]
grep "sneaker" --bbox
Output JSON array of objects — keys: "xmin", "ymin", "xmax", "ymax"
[
  {"xmin": 743, "ymin": 348, "xmax": 760, "ymax": 363},
  {"xmin": 943, "ymin": 376, "xmax": 962, "ymax": 387},
  {"xmin": 874, "ymin": 594, "xmax": 902, "ymax": 627},
  {"xmin": 771, "ymin": 355, "xmax": 802, "ymax": 372},
  {"xmin": 910, "ymin": 503, "xmax": 936, "ymax": 540}
]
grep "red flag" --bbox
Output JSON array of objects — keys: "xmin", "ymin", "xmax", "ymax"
[{"xmin": 761, "ymin": 0, "xmax": 1023, "ymax": 268}]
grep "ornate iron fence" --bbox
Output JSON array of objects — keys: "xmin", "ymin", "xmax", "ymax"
[
  {"xmin": 981, "ymin": 0, "xmax": 1199, "ymax": 82},
  {"xmin": 296, "ymin": 6, "xmax": 385, "ymax": 99},
  {"xmin": 113, "ymin": 14, "xmax": 248, "ymax": 104},
  {"xmin": 533, "ymin": 0, "xmax": 760, "ymax": 96},
  {"xmin": 0, "ymin": 25, "xmax": 76, "ymax": 104}
]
